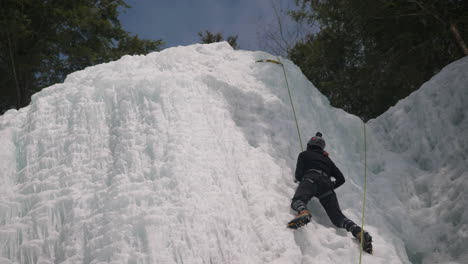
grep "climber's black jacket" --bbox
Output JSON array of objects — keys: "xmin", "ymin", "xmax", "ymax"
[{"xmin": 294, "ymin": 146, "xmax": 345, "ymax": 189}]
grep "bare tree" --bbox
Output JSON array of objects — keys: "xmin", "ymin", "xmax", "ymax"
[
  {"xmin": 408, "ymin": 0, "xmax": 468, "ymax": 56},
  {"xmin": 450, "ymin": 23, "xmax": 468, "ymax": 56},
  {"xmin": 256, "ymin": 0, "xmax": 313, "ymax": 56}
]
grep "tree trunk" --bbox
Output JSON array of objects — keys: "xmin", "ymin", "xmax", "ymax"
[
  {"xmin": 7, "ymin": 36, "xmax": 22, "ymax": 109},
  {"xmin": 450, "ymin": 23, "xmax": 468, "ymax": 56}
]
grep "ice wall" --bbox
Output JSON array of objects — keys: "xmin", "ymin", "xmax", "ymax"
[
  {"xmin": 0, "ymin": 42, "xmax": 465, "ymax": 264},
  {"xmin": 367, "ymin": 57, "xmax": 468, "ymax": 264}
]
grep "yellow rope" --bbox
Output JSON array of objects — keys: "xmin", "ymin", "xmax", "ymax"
[
  {"xmin": 256, "ymin": 58, "xmax": 304, "ymax": 151},
  {"xmin": 276, "ymin": 57, "xmax": 304, "ymax": 151},
  {"xmin": 255, "ymin": 59, "xmax": 282, "ymax": 65},
  {"xmin": 257, "ymin": 58, "xmax": 370, "ymax": 260},
  {"xmin": 359, "ymin": 122, "xmax": 369, "ymax": 262}
]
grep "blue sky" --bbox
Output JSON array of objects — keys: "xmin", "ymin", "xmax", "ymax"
[{"xmin": 119, "ymin": 0, "xmax": 300, "ymax": 52}]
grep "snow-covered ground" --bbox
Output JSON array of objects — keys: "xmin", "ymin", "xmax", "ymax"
[{"xmin": 0, "ymin": 42, "xmax": 466, "ymax": 264}]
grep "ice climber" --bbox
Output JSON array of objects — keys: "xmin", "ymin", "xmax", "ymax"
[{"xmin": 287, "ymin": 132, "xmax": 373, "ymax": 254}]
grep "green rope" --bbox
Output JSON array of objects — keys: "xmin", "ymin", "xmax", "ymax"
[
  {"xmin": 276, "ymin": 57, "xmax": 304, "ymax": 152},
  {"xmin": 258, "ymin": 58, "xmax": 371, "ymax": 260},
  {"xmin": 256, "ymin": 58, "xmax": 304, "ymax": 152},
  {"xmin": 359, "ymin": 122, "xmax": 368, "ymax": 262},
  {"xmin": 257, "ymin": 58, "xmax": 370, "ymax": 260}
]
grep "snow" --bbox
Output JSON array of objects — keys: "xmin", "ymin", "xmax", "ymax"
[
  {"xmin": 367, "ymin": 57, "xmax": 468, "ymax": 264},
  {"xmin": 0, "ymin": 42, "xmax": 466, "ymax": 264}
]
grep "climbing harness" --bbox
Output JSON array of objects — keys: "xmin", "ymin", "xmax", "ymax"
[{"xmin": 256, "ymin": 57, "xmax": 304, "ymax": 151}]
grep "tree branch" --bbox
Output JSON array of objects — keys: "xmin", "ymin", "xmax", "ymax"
[
  {"xmin": 7, "ymin": 36, "xmax": 21, "ymax": 109},
  {"xmin": 450, "ymin": 23, "xmax": 468, "ymax": 56}
]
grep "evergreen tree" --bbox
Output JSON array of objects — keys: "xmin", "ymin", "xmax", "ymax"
[
  {"xmin": 198, "ymin": 30, "xmax": 239, "ymax": 49},
  {"xmin": 289, "ymin": 0, "xmax": 467, "ymax": 120},
  {"xmin": 0, "ymin": 0, "xmax": 164, "ymax": 114}
]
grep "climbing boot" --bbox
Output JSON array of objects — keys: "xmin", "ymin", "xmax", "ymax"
[
  {"xmin": 287, "ymin": 210, "xmax": 312, "ymax": 229},
  {"xmin": 356, "ymin": 231, "xmax": 373, "ymax": 254}
]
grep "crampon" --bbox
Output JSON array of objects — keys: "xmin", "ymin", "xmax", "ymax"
[
  {"xmin": 287, "ymin": 210, "xmax": 312, "ymax": 229},
  {"xmin": 357, "ymin": 231, "xmax": 373, "ymax": 254}
]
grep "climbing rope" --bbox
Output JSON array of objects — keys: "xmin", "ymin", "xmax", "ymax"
[
  {"xmin": 359, "ymin": 122, "xmax": 369, "ymax": 262},
  {"xmin": 257, "ymin": 57, "xmax": 370, "ymax": 260},
  {"xmin": 256, "ymin": 58, "xmax": 304, "ymax": 151},
  {"xmin": 277, "ymin": 57, "xmax": 304, "ymax": 152}
]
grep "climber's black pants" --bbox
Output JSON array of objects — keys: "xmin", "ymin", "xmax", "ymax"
[{"xmin": 291, "ymin": 174, "xmax": 361, "ymax": 236}]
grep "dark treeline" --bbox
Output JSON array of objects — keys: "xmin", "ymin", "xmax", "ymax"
[
  {"xmin": 0, "ymin": 0, "xmax": 163, "ymax": 115},
  {"xmin": 288, "ymin": 0, "xmax": 467, "ymax": 120},
  {"xmin": 1, "ymin": 1, "xmax": 466, "ymax": 120},
  {"xmin": 198, "ymin": 30, "xmax": 239, "ymax": 49}
]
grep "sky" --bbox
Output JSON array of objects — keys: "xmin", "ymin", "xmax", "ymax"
[{"xmin": 119, "ymin": 0, "xmax": 303, "ymax": 53}]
